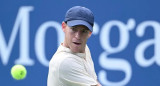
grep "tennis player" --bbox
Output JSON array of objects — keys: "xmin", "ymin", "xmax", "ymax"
[{"xmin": 47, "ymin": 6, "xmax": 101, "ymax": 86}]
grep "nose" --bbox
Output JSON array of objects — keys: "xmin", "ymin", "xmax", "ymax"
[{"xmin": 75, "ymin": 31, "xmax": 81, "ymax": 39}]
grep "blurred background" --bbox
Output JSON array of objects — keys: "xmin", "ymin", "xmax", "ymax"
[{"xmin": 1, "ymin": 0, "xmax": 160, "ymax": 86}]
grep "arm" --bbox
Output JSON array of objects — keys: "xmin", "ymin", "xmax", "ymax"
[
  {"xmin": 91, "ymin": 80, "xmax": 101, "ymax": 86},
  {"xmin": 97, "ymin": 81, "xmax": 102, "ymax": 86}
]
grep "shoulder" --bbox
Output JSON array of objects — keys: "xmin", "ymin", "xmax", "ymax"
[
  {"xmin": 58, "ymin": 56, "xmax": 98, "ymax": 85},
  {"xmin": 58, "ymin": 55, "xmax": 87, "ymax": 78},
  {"xmin": 59, "ymin": 56, "xmax": 84, "ymax": 72},
  {"xmin": 49, "ymin": 51, "xmax": 84, "ymax": 69},
  {"xmin": 58, "ymin": 57, "xmax": 87, "ymax": 81}
]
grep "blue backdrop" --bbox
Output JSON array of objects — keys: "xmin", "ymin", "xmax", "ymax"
[{"xmin": 1, "ymin": 0, "xmax": 160, "ymax": 86}]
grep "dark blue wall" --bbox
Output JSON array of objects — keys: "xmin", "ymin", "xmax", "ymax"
[{"xmin": 1, "ymin": 0, "xmax": 160, "ymax": 86}]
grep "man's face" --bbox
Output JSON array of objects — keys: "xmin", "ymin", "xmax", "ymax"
[{"xmin": 62, "ymin": 22, "xmax": 91, "ymax": 53}]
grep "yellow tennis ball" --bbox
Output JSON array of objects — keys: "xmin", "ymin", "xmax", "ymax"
[{"xmin": 11, "ymin": 65, "xmax": 27, "ymax": 80}]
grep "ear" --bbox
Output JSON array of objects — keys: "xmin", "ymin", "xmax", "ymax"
[
  {"xmin": 88, "ymin": 31, "xmax": 92, "ymax": 38},
  {"xmin": 62, "ymin": 21, "xmax": 67, "ymax": 32}
]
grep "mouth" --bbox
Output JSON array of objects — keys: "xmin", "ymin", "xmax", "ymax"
[{"xmin": 73, "ymin": 42, "xmax": 81, "ymax": 45}]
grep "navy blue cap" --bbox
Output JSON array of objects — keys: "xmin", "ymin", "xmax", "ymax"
[{"xmin": 64, "ymin": 6, "xmax": 94, "ymax": 32}]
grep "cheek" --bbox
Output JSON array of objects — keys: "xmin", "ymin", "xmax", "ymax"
[
  {"xmin": 82, "ymin": 36, "xmax": 89, "ymax": 44},
  {"xmin": 67, "ymin": 32, "xmax": 74, "ymax": 42},
  {"xmin": 83, "ymin": 34, "xmax": 89, "ymax": 40}
]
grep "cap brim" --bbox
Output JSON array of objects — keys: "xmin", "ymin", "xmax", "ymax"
[{"xmin": 67, "ymin": 20, "xmax": 93, "ymax": 32}]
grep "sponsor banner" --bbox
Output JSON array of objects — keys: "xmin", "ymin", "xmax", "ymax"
[{"xmin": 0, "ymin": 0, "xmax": 160, "ymax": 86}]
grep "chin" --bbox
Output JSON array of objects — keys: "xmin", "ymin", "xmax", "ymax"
[
  {"xmin": 72, "ymin": 50, "xmax": 80, "ymax": 53},
  {"xmin": 71, "ymin": 48, "xmax": 82, "ymax": 53}
]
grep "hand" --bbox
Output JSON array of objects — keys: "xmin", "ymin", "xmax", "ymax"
[
  {"xmin": 91, "ymin": 80, "xmax": 102, "ymax": 86},
  {"xmin": 97, "ymin": 81, "xmax": 102, "ymax": 86}
]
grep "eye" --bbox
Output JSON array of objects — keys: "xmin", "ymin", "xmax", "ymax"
[
  {"xmin": 71, "ymin": 27, "xmax": 77, "ymax": 32},
  {"xmin": 82, "ymin": 29, "xmax": 89, "ymax": 33}
]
